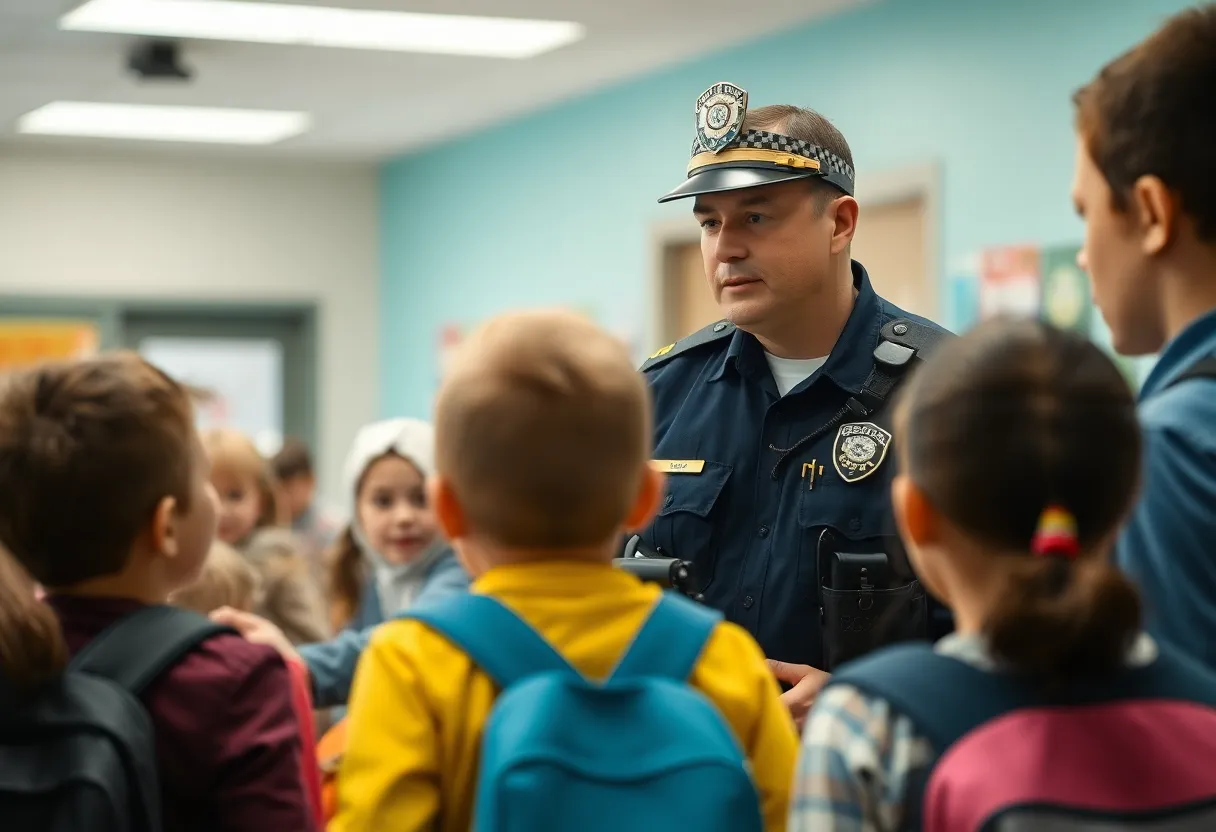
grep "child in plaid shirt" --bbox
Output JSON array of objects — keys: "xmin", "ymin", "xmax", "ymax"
[{"xmin": 790, "ymin": 319, "xmax": 1161, "ymax": 830}]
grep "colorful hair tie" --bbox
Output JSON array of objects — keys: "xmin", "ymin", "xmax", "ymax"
[{"xmin": 1031, "ymin": 505, "xmax": 1080, "ymax": 559}]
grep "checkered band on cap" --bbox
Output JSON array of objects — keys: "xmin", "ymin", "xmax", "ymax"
[{"xmin": 691, "ymin": 128, "xmax": 856, "ymax": 190}]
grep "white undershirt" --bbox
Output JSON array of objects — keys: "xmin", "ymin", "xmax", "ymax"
[{"xmin": 764, "ymin": 352, "xmax": 828, "ymax": 396}]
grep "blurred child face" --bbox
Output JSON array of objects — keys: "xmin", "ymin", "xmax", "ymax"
[
  {"xmin": 210, "ymin": 468, "xmax": 262, "ymax": 546},
  {"xmin": 279, "ymin": 474, "xmax": 315, "ymax": 522},
  {"xmin": 357, "ymin": 454, "xmax": 439, "ymax": 566}
]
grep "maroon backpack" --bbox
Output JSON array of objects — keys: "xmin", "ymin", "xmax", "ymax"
[{"xmin": 829, "ymin": 641, "xmax": 1216, "ymax": 830}]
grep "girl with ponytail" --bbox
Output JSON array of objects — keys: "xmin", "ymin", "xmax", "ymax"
[
  {"xmin": 791, "ymin": 318, "xmax": 1216, "ymax": 831},
  {"xmin": 0, "ymin": 547, "xmax": 65, "ymax": 695}
]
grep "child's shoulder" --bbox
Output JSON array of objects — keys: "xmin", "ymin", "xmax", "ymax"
[
  {"xmin": 700, "ymin": 618, "xmax": 769, "ymax": 666},
  {"xmin": 168, "ymin": 629, "xmax": 292, "ymax": 698},
  {"xmin": 687, "ymin": 618, "xmax": 775, "ymax": 696}
]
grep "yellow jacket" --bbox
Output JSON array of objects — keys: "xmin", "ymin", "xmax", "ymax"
[{"xmin": 331, "ymin": 560, "xmax": 798, "ymax": 832}]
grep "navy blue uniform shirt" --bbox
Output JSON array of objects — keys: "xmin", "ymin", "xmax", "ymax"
[
  {"xmin": 1116, "ymin": 306, "xmax": 1216, "ymax": 672},
  {"xmin": 638, "ymin": 261, "xmax": 947, "ymax": 668}
]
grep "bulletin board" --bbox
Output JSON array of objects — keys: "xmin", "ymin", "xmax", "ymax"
[{"xmin": 0, "ymin": 320, "xmax": 100, "ymax": 371}]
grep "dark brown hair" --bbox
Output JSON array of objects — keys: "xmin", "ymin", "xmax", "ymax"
[
  {"xmin": 0, "ymin": 352, "xmax": 196, "ymax": 587},
  {"xmin": 324, "ymin": 449, "xmax": 403, "ymax": 630},
  {"xmin": 326, "ymin": 526, "xmax": 363, "ymax": 631},
  {"xmin": 0, "ymin": 546, "xmax": 66, "ymax": 693},
  {"xmin": 897, "ymin": 318, "xmax": 1142, "ymax": 682},
  {"xmin": 743, "ymin": 103, "xmax": 854, "ymax": 209},
  {"xmin": 436, "ymin": 310, "xmax": 650, "ymax": 549},
  {"xmin": 272, "ymin": 437, "xmax": 315, "ymax": 482},
  {"xmin": 1073, "ymin": 5, "xmax": 1216, "ymax": 243}
]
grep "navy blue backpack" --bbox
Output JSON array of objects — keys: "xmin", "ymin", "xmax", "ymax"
[{"xmin": 406, "ymin": 592, "xmax": 764, "ymax": 832}]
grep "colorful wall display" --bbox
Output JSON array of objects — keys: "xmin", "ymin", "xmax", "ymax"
[{"xmin": 0, "ymin": 320, "xmax": 99, "ymax": 371}]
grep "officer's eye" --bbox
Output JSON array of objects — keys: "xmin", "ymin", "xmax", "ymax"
[
  {"xmin": 746, "ymin": 213, "xmax": 764, "ymax": 224},
  {"xmin": 699, "ymin": 218, "xmax": 719, "ymax": 230}
]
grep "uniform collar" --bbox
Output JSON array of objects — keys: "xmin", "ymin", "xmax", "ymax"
[
  {"xmin": 1140, "ymin": 305, "xmax": 1216, "ymax": 398},
  {"xmin": 709, "ymin": 260, "xmax": 883, "ymax": 395}
]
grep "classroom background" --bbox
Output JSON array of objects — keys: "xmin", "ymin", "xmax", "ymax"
[{"xmin": 0, "ymin": 0, "xmax": 1188, "ymax": 506}]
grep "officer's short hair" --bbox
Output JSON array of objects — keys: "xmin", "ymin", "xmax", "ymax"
[
  {"xmin": 435, "ymin": 309, "xmax": 651, "ymax": 548},
  {"xmin": 1073, "ymin": 4, "xmax": 1216, "ymax": 244},
  {"xmin": 743, "ymin": 104, "xmax": 855, "ymax": 211}
]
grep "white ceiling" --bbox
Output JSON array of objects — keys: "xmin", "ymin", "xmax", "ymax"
[{"xmin": 0, "ymin": 0, "xmax": 861, "ymax": 160}]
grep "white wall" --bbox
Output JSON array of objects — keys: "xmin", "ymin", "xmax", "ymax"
[{"xmin": 0, "ymin": 147, "xmax": 379, "ymax": 505}]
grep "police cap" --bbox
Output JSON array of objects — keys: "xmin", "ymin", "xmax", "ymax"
[{"xmin": 658, "ymin": 82, "xmax": 856, "ymax": 203}]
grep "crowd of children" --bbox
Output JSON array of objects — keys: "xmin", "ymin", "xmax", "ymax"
[{"xmin": 3, "ymin": 5, "xmax": 1216, "ymax": 831}]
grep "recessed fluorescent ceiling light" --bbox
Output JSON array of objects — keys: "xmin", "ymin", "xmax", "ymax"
[
  {"xmin": 17, "ymin": 102, "xmax": 310, "ymax": 144},
  {"xmin": 61, "ymin": 0, "xmax": 585, "ymax": 59}
]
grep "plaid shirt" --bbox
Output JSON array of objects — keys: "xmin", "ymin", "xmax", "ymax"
[{"xmin": 789, "ymin": 633, "xmax": 1159, "ymax": 831}]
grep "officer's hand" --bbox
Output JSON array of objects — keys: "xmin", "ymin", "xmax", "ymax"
[
  {"xmin": 767, "ymin": 659, "xmax": 830, "ymax": 731},
  {"xmin": 211, "ymin": 606, "xmax": 303, "ymax": 667}
]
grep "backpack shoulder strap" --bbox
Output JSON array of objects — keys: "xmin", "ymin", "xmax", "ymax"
[
  {"xmin": 1167, "ymin": 356, "xmax": 1216, "ymax": 388},
  {"xmin": 827, "ymin": 643, "xmax": 1038, "ymax": 752},
  {"xmin": 851, "ymin": 319, "xmax": 954, "ymax": 416},
  {"xmin": 405, "ymin": 593, "xmax": 580, "ymax": 688},
  {"xmin": 640, "ymin": 320, "xmax": 736, "ymax": 373},
  {"xmin": 609, "ymin": 593, "xmax": 722, "ymax": 682},
  {"xmin": 70, "ymin": 605, "xmax": 235, "ymax": 696}
]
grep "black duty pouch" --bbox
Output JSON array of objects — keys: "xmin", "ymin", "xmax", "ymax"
[{"xmin": 817, "ymin": 530, "xmax": 926, "ymax": 670}]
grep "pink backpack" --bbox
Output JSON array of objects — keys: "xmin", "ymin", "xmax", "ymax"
[{"xmin": 830, "ymin": 642, "xmax": 1216, "ymax": 830}]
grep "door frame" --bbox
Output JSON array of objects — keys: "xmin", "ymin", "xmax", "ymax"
[
  {"xmin": 647, "ymin": 160, "xmax": 943, "ymax": 348},
  {"xmin": 0, "ymin": 294, "xmax": 318, "ymax": 454}
]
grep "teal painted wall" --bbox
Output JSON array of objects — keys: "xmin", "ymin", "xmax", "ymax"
[{"xmin": 380, "ymin": 0, "xmax": 1197, "ymax": 417}]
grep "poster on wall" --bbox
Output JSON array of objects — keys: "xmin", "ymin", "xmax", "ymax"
[
  {"xmin": 980, "ymin": 244, "xmax": 1041, "ymax": 319},
  {"xmin": 1040, "ymin": 244, "xmax": 1091, "ymax": 334},
  {"xmin": 0, "ymin": 320, "xmax": 99, "ymax": 371}
]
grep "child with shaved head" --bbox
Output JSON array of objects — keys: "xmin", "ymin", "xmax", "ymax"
[{"xmin": 332, "ymin": 309, "xmax": 797, "ymax": 832}]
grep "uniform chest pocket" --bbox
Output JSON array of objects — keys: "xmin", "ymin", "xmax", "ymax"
[{"xmin": 652, "ymin": 461, "xmax": 733, "ymax": 592}]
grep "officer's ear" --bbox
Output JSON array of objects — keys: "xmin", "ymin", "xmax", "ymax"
[
  {"xmin": 827, "ymin": 195, "xmax": 859, "ymax": 256},
  {"xmin": 624, "ymin": 466, "xmax": 665, "ymax": 531},
  {"xmin": 428, "ymin": 475, "xmax": 468, "ymax": 541},
  {"xmin": 891, "ymin": 474, "xmax": 937, "ymax": 547}
]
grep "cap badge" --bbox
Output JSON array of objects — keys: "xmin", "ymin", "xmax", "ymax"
[{"xmin": 695, "ymin": 82, "xmax": 747, "ymax": 153}]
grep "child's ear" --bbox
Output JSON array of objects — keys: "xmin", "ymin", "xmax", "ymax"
[
  {"xmin": 891, "ymin": 474, "xmax": 937, "ymax": 547},
  {"xmin": 624, "ymin": 465, "xmax": 664, "ymax": 531},
  {"xmin": 428, "ymin": 476, "xmax": 467, "ymax": 540},
  {"xmin": 149, "ymin": 496, "xmax": 180, "ymax": 558}
]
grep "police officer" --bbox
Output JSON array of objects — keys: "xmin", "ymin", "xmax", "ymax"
[{"xmin": 633, "ymin": 83, "xmax": 950, "ymax": 724}]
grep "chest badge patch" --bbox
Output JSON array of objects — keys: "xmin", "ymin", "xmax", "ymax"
[{"xmin": 832, "ymin": 422, "xmax": 892, "ymax": 483}]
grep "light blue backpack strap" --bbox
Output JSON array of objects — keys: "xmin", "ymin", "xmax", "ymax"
[
  {"xmin": 610, "ymin": 592, "xmax": 722, "ymax": 682},
  {"xmin": 405, "ymin": 593, "xmax": 578, "ymax": 688}
]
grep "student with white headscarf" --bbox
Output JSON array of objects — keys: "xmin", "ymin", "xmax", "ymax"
[{"xmin": 214, "ymin": 418, "xmax": 470, "ymax": 707}]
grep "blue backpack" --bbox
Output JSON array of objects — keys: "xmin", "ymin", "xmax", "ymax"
[{"xmin": 406, "ymin": 591, "xmax": 764, "ymax": 832}]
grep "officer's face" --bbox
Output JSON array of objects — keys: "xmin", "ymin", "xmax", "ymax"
[
  {"xmin": 693, "ymin": 180, "xmax": 837, "ymax": 334},
  {"xmin": 1072, "ymin": 137, "xmax": 1166, "ymax": 356}
]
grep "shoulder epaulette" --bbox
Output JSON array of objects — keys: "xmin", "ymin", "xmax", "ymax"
[
  {"xmin": 640, "ymin": 320, "xmax": 736, "ymax": 373},
  {"xmin": 877, "ymin": 318, "xmax": 953, "ymax": 365}
]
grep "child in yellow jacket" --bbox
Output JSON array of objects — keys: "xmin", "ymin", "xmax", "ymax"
[{"xmin": 331, "ymin": 309, "xmax": 798, "ymax": 832}]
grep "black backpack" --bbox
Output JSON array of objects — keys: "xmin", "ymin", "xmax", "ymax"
[{"xmin": 0, "ymin": 605, "xmax": 234, "ymax": 832}]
